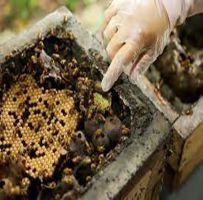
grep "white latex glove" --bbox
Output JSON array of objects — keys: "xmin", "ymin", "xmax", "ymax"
[{"xmin": 101, "ymin": 0, "xmax": 203, "ymax": 92}]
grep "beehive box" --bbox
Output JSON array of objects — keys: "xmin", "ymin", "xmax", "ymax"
[
  {"xmin": 0, "ymin": 7, "xmax": 170, "ymax": 200},
  {"xmin": 134, "ymin": 15, "xmax": 203, "ymax": 189}
]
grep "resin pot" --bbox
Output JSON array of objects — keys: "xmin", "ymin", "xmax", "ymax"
[{"xmin": 0, "ymin": 7, "xmax": 170, "ymax": 200}]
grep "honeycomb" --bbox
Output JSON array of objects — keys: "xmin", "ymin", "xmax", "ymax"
[{"xmin": 0, "ymin": 74, "xmax": 79, "ymax": 179}]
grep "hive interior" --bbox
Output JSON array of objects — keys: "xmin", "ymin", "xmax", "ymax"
[
  {"xmin": 0, "ymin": 28, "xmax": 130, "ymax": 200},
  {"xmin": 146, "ymin": 15, "xmax": 203, "ymax": 114}
]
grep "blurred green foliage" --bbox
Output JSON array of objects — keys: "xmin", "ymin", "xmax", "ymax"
[
  {"xmin": 0, "ymin": 0, "xmax": 99, "ymax": 33},
  {"xmin": 65, "ymin": 0, "xmax": 96, "ymax": 10},
  {"xmin": 9, "ymin": 0, "xmax": 38, "ymax": 20},
  {"xmin": 9, "ymin": 0, "xmax": 94, "ymax": 20},
  {"xmin": 64, "ymin": 0, "xmax": 95, "ymax": 11},
  {"xmin": 65, "ymin": 0, "xmax": 79, "ymax": 11}
]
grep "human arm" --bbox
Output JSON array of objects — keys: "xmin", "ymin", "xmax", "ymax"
[{"xmin": 101, "ymin": 0, "xmax": 203, "ymax": 92}]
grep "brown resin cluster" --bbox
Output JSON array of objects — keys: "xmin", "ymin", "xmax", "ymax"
[{"xmin": 0, "ymin": 75, "xmax": 79, "ymax": 179}]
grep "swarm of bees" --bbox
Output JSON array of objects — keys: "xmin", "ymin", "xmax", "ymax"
[{"xmin": 0, "ymin": 29, "xmax": 130, "ymax": 200}]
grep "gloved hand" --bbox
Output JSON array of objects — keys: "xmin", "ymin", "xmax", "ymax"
[{"xmin": 101, "ymin": 0, "xmax": 199, "ymax": 92}]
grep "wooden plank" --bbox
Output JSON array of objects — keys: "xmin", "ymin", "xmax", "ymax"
[
  {"xmin": 167, "ymin": 129, "xmax": 184, "ymax": 171},
  {"xmin": 124, "ymin": 171, "xmax": 152, "ymax": 200},
  {"xmin": 121, "ymin": 142, "xmax": 168, "ymax": 200},
  {"xmin": 173, "ymin": 123, "xmax": 203, "ymax": 187},
  {"xmin": 148, "ymin": 182, "xmax": 161, "ymax": 200},
  {"xmin": 146, "ymin": 149, "xmax": 166, "ymax": 194},
  {"xmin": 173, "ymin": 146, "xmax": 203, "ymax": 188},
  {"xmin": 180, "ymin": 123, "xmax": 203, "ymax": 169}
]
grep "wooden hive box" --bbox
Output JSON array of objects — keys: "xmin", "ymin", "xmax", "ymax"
[
  {"xmin": 133, "ymin": 26, "xmax": 203, "ymax": 188},
  {"xmin": 0, "ymin": 7, "xmax": 170, "ymax": 200}
]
